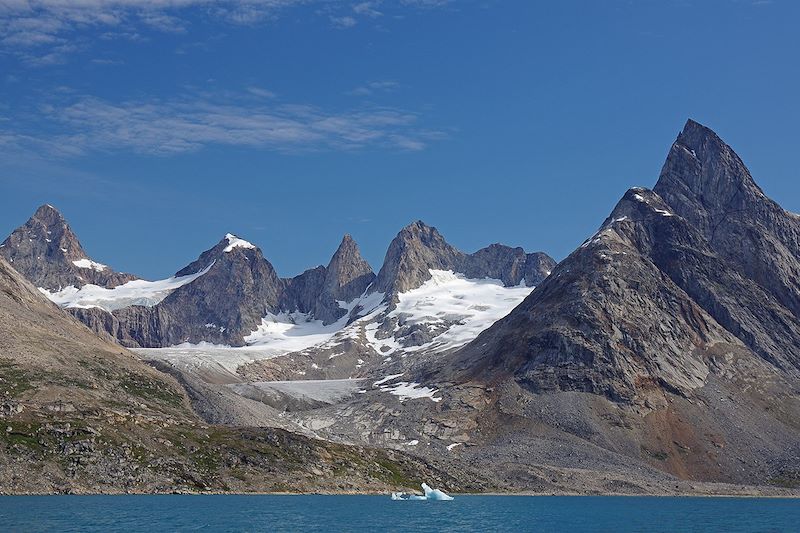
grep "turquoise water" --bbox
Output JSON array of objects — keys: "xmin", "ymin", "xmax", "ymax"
[{"xmin": 0, "ymin": 495, "xmax": 798, "ymax": 532}]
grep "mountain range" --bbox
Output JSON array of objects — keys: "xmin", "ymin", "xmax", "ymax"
[{"xmin": 1, "ymin": 119, "xmax": 798, "ymax": 495}]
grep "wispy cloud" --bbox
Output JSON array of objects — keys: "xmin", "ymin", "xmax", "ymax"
[
  {"xmin": 348, "ymin": 80, "xmax": 400, "ymax": 96},
  {"xmin": 0, "ymin": 88, "xmax": 445, "ymax": 157},
  {"xmin": 0, "ymin": 1, "xmax": 456, "ymax": 64},
  {"xmin": 330, "ymin": 15, "xmax": 357, "ymax": 28},
  {"xmin": 352, "ymin": 2, "xmax": 383, "ymax": 17},
  {"xmin": 246, "ymin": 86, "xmax": 277, "ymax": 99}
]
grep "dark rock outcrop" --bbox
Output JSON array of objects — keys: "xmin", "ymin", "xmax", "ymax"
[
  {"xmin": 442, "ymin": 120, "xmax": 800, "ymax": 401},
  {"xmin": 78, "ymin": 235, "xmax": 285, "ymax": 347},
  {"xmin": 411, "ymin": 119, "xmax": 800, "ymax": 487},
  {"xmin": 0, "ymin": 204, "xmax": 136, "ymax": 290},
  {"xmin": 280, "ymin": 234, "xmax": 376, "ymax": 325},
  {"xmin": 73, "ymin": 233, "xmax": 378, "ymax": 346},
  {"xmin": 374, "ymin": 221, "xmax": 464, "ymax": 296},
  {"xmin": 374, "ymin": 220, "xmax": 555, "ymax": 300},
  {"xmin": 460, "ymin": 244, "xmax": 555, "ymax": 287},
  {"xmin": 654, "ymin": 119, "xmax": 800, "ymax": 321}
]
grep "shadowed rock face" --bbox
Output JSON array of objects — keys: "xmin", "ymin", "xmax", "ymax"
[
  {"xmin": 654, "ymin": 119, "xmax": 800, "ymax": 321},
  {"xmin": 73, "ymin": 235, "xmax": 286, "ymax": 347},
  {"xmin": 374, "ymin": 221, "xmax": 556, "ymax": 301},
  {"xmin": 279, "ymin": 234, "xmax": 377, "ymax": 325},
  {"xmin": 323, "ymin": 234, "xmax": 376, "ymax": 302},
  {"xmin": 0, "ymin": 204, "xmax": 136, "ymax": 290},
  {"xmin": 3, "ymin": 206, "xmax": 553, "ymax": 349},
  {"xmin": 374, "ymin": 221, "xmax": 465, "ymax": 296},
  {"xmin": 150, "ymin": 237, "xmax": 285, "ymax": 346},
  {"xmin": 314, "ymin": 234, "xmax": 376, "ymax": 324},
  {"xmin": 440, "ymin": 120, "xmax": 800, "ymax": 405},
  {"xmin": 460, "ymin": 244, "xmax": 555, "ymax": 287},
  {"xmin": 67, "ymin": 233, "xmax": 379, "ymax": 346}
]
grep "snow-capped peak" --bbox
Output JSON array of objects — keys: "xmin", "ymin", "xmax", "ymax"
[{"xmin": 223, "ymin": 233, "xmax": 256, "ymax": 253}]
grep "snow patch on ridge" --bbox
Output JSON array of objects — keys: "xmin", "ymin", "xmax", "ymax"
[
  {"xmin": 72, "ymin": 258, "xmax": 107, "ymax": 272},
  {"xmin": 41, "ymin": 261, "xmax": 215, "ymax": 311}
]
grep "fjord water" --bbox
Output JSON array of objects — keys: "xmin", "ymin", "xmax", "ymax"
[{"xmin": 1, "ymin": 495, "xmax": 798, "ymax": 532}]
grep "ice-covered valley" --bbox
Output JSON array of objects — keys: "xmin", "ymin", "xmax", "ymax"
[{"xmin": 133, "ymin": 270, "xmax": 534, "ymax": 378}]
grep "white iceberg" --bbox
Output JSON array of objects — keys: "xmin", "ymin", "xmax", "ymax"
[{"xmin": 390, "ymin": 483, "xmax": 453, "ymax": 501}]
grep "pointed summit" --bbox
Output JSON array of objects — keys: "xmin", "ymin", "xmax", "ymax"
[
  {"xmin": 33, "ymin": 203, "xmax": 67, "ymax": 223},
  {"xmin": 375, "ymin": 221, "xmax": 464, "ymax": 295},
  {"xmin": 1, "ymin": 205, "xmax": 136, "ymax": 290},
  {"xmin": 174, "ymin": 233, "xmax": 260, "ymax": 277},
  {"xmin": 654, "ymin": 119, "xmax": 764, "ymax": 234},
  {"xmin": 283, "ymin": 234, "xmax": 379, "ymax": 325},
  {"xmin": 324, "ymin": 234, "xmax": 375, "ymax": 302},
  {"xmin": 655, "ymin": 119, "xmax": 800, "ymax": 318},
  {"xmin": 130, "ymin": 233, "xmax": 283, "ymax": 347}
]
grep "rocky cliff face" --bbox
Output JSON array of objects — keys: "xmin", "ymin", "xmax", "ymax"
[
  {"xmin": 460, "ymin": 244, "xmax": 554, "ymax": 288},
  {"xmin": 154, "ymin": 235, "xmax": 285, "ymax": 346},
  {"xmin": 63, "ymin": 233, "xmax": 378, "ymax": 347},
  {"xmin": 374, "ymin": 221, "xmax": 464, "ymax": 296},
  {"xmin": 0, "ymin": 210, "xmax": 553, "ymax": 351},
  {"xmin": 0, "ymin": 255, "xmax": 474, "ymax": 494},
  {"xmin": 241, "ymin": 222, "xmax": 556, "ymax": 382},
  {"xmin": 0, "ymin": 204, "xmax": 136, "ymax": 290},
  {"xmin": 654, "ymin": 119, "xmax": 800, "ymax": 321},
  {"xmin": 282, "ymin": 234, "xmax": 376, "ymax": 325},
  {"xmin": 317, "ymin": 234, "xmax": 376, "ymax": 319},
  {"xmin": 374, "ymin": 220, "xmax": 555, "ymax": 300},
  {"xmin": 69, "ymin": 234, "xmax": 286, "ymax": 347},
  {"xmin": 396, "ymin": 120, "xmax": 800, "ymax": 486}
]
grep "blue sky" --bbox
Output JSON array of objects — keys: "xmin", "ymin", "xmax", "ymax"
[{"xmin": 1, "ymin": 0, "xmax": 798, "ymax": 280}]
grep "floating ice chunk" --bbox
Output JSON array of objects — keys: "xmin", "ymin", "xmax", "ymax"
[
  {"xmin": 391, "ymin": 483, "xmax": 453, "ymax": 501},
  {"xmin": 391, "ymin": 492, "xmax": 427, "ymax": 501},
  {"xmin": 422, "ymin": 483, "xmax": 454, "ymax": 501}
]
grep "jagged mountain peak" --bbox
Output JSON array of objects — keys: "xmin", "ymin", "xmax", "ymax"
[
  {"xmin": 337, "ymin": 232, "xmax": 356, "ymax": 246},
  {"xmin": 656, "ymin": 119, "xmax": 765, "ymax": 218},
  {"xmin": 329, "ymin": 233, "xmax": 361, "ymax": 263},
  {"xmin": 375, "ymin": 220, "xmax": 463, "ymax": 295},
  {"xmin": 174, "ymin": 233, "xmax": 263, "ymax": 277},
  {"xmin": 397, "ymin": 220, "xmax": 446, "ymax": 241},
  {"xmin": 655, "ymin": 118, "xmax": 800, "ymax": 318},
  {"xmin": 277, "ymin": 232, "xmax": 378, "ymax": 326},
  {"xmin": 324, "ymin": 233, "xmax": 374, "ymax": 299},
  {"xmin": 0, "ymin": 204, "xmax": 136, "ymax": 290},
  {"xmin": 440, "ymin": 120, "xmax": 800, "ymax": 404},
  {"xmin": 223, "ymin": 233, "xmax": 257, "ymax": 253},
  {"xmin": 32, "ymin": 203, "xmax": 68, "ymax": 224}
]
